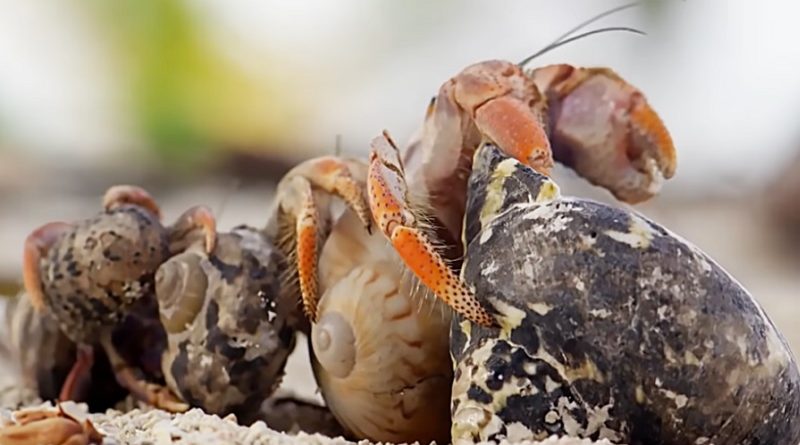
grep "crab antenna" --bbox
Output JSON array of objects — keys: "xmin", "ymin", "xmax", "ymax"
[
  {"xmin": 519, "ymin": 1, "xmax": 641, "ymax": 68},
  {"xmin": 521, "ymin": 26, "xmax": 646, "ymax": 65}
]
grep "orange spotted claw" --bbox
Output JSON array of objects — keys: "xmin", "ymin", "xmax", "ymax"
[
  {"xmin": 367, "ymin": 131, "xmax": 494, "ymax": 327},
  {"xmin": 530, "ymin": 64, "xmax": 677, "ymax": 203}
]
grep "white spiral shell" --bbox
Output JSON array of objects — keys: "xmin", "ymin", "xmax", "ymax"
[
  {"xmin": 311, "ymin": 310, "xmax": 355, "ymax": 378},
  {"xmin": 309, "ymin": 209, "xmax": 453, "ymax": 444}
]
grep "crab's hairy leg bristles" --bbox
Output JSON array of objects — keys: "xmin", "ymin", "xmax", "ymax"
[
  {"xmin": 169, "ymin": 205, "xmax": 218, "ymax": 254},
  {"xmin": 22, "ymin": 222, "xmax": 72, "ymax": 312},
  {"xmin": 296, "ymin": 180, "xmax": 321, "ymax": 322},
  {"xmin": 102, "ymin": 185, "xmax": 162, "ymax": 220},
  {"xmin": 100, "ymin": 334, "xmax": 188, "ymax": 413},
  {"xmin": 368, "ymin": 132, "xmax": 494, "ymax": 327},
  {"xmin": 390, "ymin": 227, "xmax": 492, "ymax": 326},
  {"xmin": 275, "ymin": 213, "xmax": 301, "ymax": 292},
  {"xmin": 58, "ymin": 345, "xmax": 94, "ymax": 403},
  {"xmin": 272, "ymin": 155, "xmax": 375, "ymax": 323},
  {"xmin": 274, "ymin": 175, "xmax": 326, "ymax": 322}
]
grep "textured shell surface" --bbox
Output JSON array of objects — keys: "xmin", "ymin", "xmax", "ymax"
[
  {"xmin": 40, "ymin": 205, "xmax": 169, "ymax": 344},
  {"xmin": 158, "ymin": 225, "xmax": 297, "ymax": 421},
  {"xmin": 309, "ymin": 209, "xmax": 453, "ymax": 445},
  {"xmin": 450, "ymin": 144, "xmax": 800, "ymax": 445}
]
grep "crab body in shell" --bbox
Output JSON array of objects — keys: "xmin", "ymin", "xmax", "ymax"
[
  {"xmin": 33, "ymin": 201, "xmax": 169, "ymax": 345},
  {"xmin": 156, "ymin": 224, "xmax": 301, "ymax": 423},
  {"xmin": 22, "ymin": 185, "xmax": 217, "ymax": 412},
  {"xmin": 275, "ymin": 56, "xmax": 677, "ymax": 443},
  {"xmin": 449, "ymin": 144, "xmax": 800, "ymax": 444},
  {"xmin": 269, "ymin": 157, "xmax": 453, "ymax": 443}
]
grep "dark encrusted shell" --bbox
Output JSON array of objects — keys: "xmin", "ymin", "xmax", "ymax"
[
  {"xmin": 158, "ymin": 225, "xmax": 298, "ymax": 422},
  {"xmin": 40, "ymin": 205, "xmax": 169, "ymax": 344},
  {"xmin": 450, "ymin": 144, "xmax": 800, "ymax": 444}
]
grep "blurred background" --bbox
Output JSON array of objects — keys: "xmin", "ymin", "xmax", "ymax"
[{"xmin": 0, "ymin": 0, "xmax": 798, "ymax": 364}]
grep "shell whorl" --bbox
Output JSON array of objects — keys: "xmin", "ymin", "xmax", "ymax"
[
  {"xmin": 155, "ymin": 251, "xmax": 208, "ymax": 334},
  {"xmin": 311, "ymin": 310, "xmax": 356, "ymax": 378}
]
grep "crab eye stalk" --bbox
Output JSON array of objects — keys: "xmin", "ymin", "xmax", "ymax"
[
  {"xmin": 312, "ymin": 311, "xmax": 356, "ymax": 378},
  {"xmin": 155, "ymin": 252, "xmax": 208, "ymax": 334}
]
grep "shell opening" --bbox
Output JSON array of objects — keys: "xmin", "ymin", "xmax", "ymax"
[{"xmin": 312, "ymin": 310, "xmax": 356, "ymax": 378}]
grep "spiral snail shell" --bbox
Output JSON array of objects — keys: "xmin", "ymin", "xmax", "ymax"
[
  {"xmin": 156, "ymin": 226, "xmax": 300, "ymax": 422},
  {"xmin": 155, "ymin": 251, "xmax": 208, "ymax": 335},
  {"xmin": 308, "ymin": 209, "xmax": 453, "ymax": 444}
]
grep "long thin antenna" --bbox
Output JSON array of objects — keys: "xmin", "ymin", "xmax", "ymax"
[
  {"xmin": 522, "ymin": 26, "xmax": 645, "ymax": 65},
  {"xmin": 519, "ymin": 2, "xmax": 642, "ymax": 68}
]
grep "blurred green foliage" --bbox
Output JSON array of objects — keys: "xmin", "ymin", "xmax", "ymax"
[{"xmin": 82, "ymin": 0, "xmax": 298, "ymax": 170}]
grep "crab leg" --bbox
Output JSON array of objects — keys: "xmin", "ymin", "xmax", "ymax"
[
  {"xmin": 368, "ymin": 132, "xmax": 494, "ymax": 327},
  {"xmin": 286, "ymin": 156, "xmax": 373, "ymax": 232},
  {"xmin": 99, "ymin": 334, "xmax": 188, "ymax": 413},
  {"xmin": 529, "ymin": 64, "xmax": 677, "ymax": 203},
  {"xmin": 22, "ymin": 222, "xmax": 73, "ymax": 312},
  {"xmin": 168, "ymin": 205, "xmax": 218, "ymax": 254},
  {"xmin": 276, "ymin": 157, "xmax": 373, "ymax": 322},
  {"xmin": 102, "ymin": 185, "xmax": 162, "ymax": 219},
  {"xmin": 281, "ymin": 175, "xmax": 322, "ymax": 321},
  {"xmin": 58, "ymin": 345, "xmax": 94, "ymax": 403}
]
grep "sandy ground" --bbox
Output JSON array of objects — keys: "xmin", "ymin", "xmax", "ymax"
[{"xmin": 0, "ymin": 401, "xmax": 615, "ymax": 445}]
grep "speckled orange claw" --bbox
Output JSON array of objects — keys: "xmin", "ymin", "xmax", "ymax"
[
  {"xmin": 368, "ymin": 131, "xmax": 494, "ymax": 327},
  {"xmin": 448, "ymin": 60, "xmax": 555, "ymax": 175},
  {"xmin": 22, "ymin": 221, "xmax": 72, "ymax": 312},
  {"xmin": 275, "ymin": 156, "xmax": 372, "ymax": 322},
  {"xmin": 530, "ymin": 64, "xmax": 677, "ymax": 203}
]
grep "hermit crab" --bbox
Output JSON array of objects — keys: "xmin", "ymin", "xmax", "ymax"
[
  {"xmin": 267, "ymin": 157, "xmax": 454, "ymax": 444},
  {"xmin": 271, "ymin": 54, "xmax": 676, "ymax": 443},
  {"xmin": 21, "ymin": 185, "xmax": 216, "ymax": 412},
  {"xmin": 366, "ymin": 58, "xmax": 676, "ymax": 330},
  {"xmin": 362, "ymin": 58, "xmax": 799, "ymax": 443},
  {"xmin": 155, "ymin": 218, "xmax": 303, "ymax": 424},
  {"xmin": 448, "ymin": 143, "xmax": 800, "ymax": 444}
]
